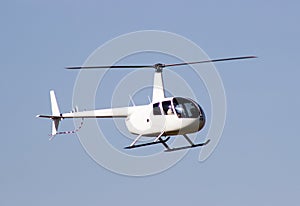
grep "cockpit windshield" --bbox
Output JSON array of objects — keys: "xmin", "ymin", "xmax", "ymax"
[{"xmin": 173, "ymin": 97, "xmax": 201, "ymax": 118}]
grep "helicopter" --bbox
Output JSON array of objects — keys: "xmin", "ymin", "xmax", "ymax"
[{"xmin": 37, "ymin": 56, "xmax": 256, "ymax": 152}]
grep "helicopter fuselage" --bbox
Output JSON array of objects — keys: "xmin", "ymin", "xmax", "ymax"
[{"xmin": 125, "ymin": 97, "xmax": 205, "ymax": 137}]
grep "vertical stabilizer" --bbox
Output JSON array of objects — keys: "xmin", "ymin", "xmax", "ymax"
[
  {"xmin": 49, "ymin": 90, "xmax": 61, "ymax": 136},
  {"xmin": 50, "ymin": 90, "xmax": 60, "ymax": 116},
  {"xmin": 51, "ymin": 119, "xmax": 60, "ymax": 136}
]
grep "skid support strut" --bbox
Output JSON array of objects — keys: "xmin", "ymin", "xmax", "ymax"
[{"xmin": 124, "ymin": 132, "xmax": 170, "ymax": 150}]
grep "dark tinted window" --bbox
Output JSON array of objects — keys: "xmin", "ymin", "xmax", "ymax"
[
  {"xmin": 162, "ymin": 101, "xmax": 174, "ymax": 115},
  {"xmin": 153, "ymin": 103, "xmax": 162, "ymax": 115}
]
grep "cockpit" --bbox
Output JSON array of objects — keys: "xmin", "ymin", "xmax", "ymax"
[{"xmin": 153, "ymin": 97, "xmax": 204, "ymax": 119}]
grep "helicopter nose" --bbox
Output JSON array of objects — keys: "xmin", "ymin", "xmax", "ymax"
[{"xmin": 198, "ymin": 114, "xmax": 206, "ymax": 131}]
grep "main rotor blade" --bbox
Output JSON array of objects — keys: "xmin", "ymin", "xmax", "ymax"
[
  {"xmin": 164, "ymin": 56, "xmax": 257, "ymax": 68},
  {"xmin": 66, "ymin": 55, "xmax": 256, "ymax": 70},
  {"xmin": 66, "ymin": 65, "xmax": 154, "ymax": 69}
]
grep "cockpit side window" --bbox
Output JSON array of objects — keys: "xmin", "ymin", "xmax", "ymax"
[
  {"xmin": 153, "ymin": 103, "xmax": 162, "ymax": 115},
  {"xmin": 162, "ymin": 101, "xmax": 174, "ymax": 115}
]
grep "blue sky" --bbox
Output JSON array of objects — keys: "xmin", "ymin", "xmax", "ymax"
[{"xmin": 1, "ymin": 0, "xmax": 300, "ymax": 205}]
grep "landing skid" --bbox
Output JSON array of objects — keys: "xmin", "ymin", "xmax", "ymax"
[
  {"xmin": 124, "ymin": 133, "xmax": 210, "ymax": 152},
  {"xmin": 124, "ymin": 137, "xmax": 170, "ymax": 149},
  {"xmin": 164, "ymin": 139, "xmax": 210, "ymax": 152}
]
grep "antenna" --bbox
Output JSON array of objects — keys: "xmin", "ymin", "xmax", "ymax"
[{"xmin": 129, "ymin": 95, "xmax": 135, "ymax": 106}]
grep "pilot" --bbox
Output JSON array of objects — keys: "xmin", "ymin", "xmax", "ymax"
[
  {"xmin": 175, "ymin": 106, "xmax": 183, "ymax": 118},
  {"xmin": 167, "ymin": 105, "xmax": 174, "ymax": 115}
]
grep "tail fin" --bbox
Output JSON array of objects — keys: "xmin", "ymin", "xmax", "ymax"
[
  {"xmin": 49, "ymin": 90, "xmax": 61, "ymax": 136},
  {"xmin": 37, "ymin": 90, "xmax": 84, "ymax": 139},
  {"xmin": 51, "ymin": 118, "xmax": 60, "ymax": 137},
  {"xmin": 50, "ymin": 90, "xmax": 60, "ymax": 116}
]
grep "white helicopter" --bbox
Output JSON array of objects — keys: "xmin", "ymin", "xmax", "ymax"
[{"xmin": 37, "ymin": 56, "xmax": 256, "ymax": 152}]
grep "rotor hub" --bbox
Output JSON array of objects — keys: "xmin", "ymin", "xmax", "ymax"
[{"xmin": 154, "ymin": 63, "xmax": 165, "ymax": 72}]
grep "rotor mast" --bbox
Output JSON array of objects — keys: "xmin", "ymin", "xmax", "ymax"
[{"xmin": 152, "ymin": 63, "xmax": 165, "ymax": 103}]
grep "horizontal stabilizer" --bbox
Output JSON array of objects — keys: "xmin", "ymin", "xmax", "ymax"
[{"xmin": 36, "ymin": 114, "xmax": 61, "ymax": 119}]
